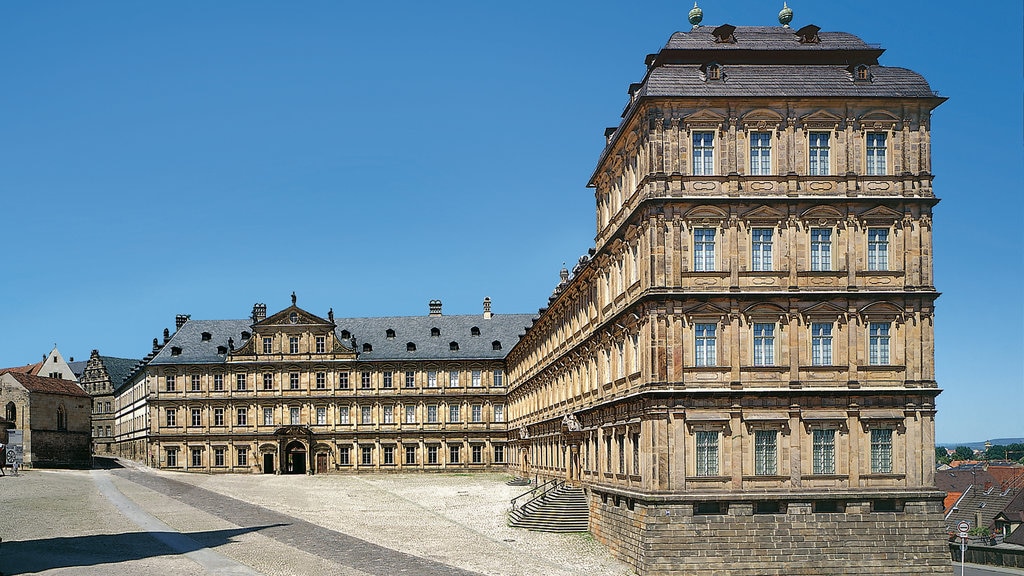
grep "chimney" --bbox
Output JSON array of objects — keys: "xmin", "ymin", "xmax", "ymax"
[
  {"xmin": 483, "ymin": 297, "xmax": 492, "ymax": 320},
  {"xmin": 429, "ymin": 299, "xmax": 443, "ymax": 317},
  {"xmin": 175, "ymin": 314, "xmax": 190, "ymax": 329},
  {"xmin": 252, "ymin": 303, "xmax": 267, "ymax": 322},
  {"xmin": 163, "ymin": 328, "xmax": 170, "ymax": 344}
]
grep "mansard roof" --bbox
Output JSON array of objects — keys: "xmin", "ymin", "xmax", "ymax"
[
  {"xmin": 150, "ymin": 319, "xmax": 253, "ymax": 365},
  {"xmin": 1, "ymin": 371, "xmax": 89, "ymax": 397}
]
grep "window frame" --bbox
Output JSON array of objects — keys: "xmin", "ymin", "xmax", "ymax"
[
  {"xmin": 692, "ymin": 131, "xmax": 716, "ymax": 176},
  {"xmin": 869, "ymin": 322, "xmax": 891, "ymax": 366},
  {"xmin": 749, "ymin": 131, "xmax": 772, "ymax": 176},
  {"xmin": 808, "ymin": 131, "xmax": 831, "ymax": 176},
  {"xmin": 812, "ymin": 428, "xmax": 837, "ymax": 475},
  {"xmin": 811, "ymin": 322, "xmax": 834, "ymax": 366},
  {"xmin": 865, "ymin": 132, "xmax": 888, "ymax": 176},
  {"xmin": 867, "ymin": 227, "xmax": 889, "ymax": 271},
  {"xmin": 695, "ymin": 430, "xmax": 720, "ymax": 477},
  {"xmin": 753, "ymin": 323, "xmax": 775, "ymax": 366},
  {"xmin": 870, "ymin": 427, "xmax": 894, "ymax": 474},
  {"xmin": 694, "ymin": 323, "xmax": 717, "ymax": 367},
  {"xmin": 810, "ymin": 227, "xmax": 832, "ymax": 271},
  {"xmin": 693, "ymin": 228, "xmax": 716, "ymax": 272},
  {"xmin": 751, "ymin": 227, "xmax": 774, "ymax": 271}
]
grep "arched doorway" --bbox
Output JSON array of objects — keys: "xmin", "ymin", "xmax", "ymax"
[{"xmin": 285, "ymin": 440, "xmax": 307, "ymax": 475}]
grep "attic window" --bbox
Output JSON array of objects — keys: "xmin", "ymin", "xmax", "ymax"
[
  {"xmin": 705, "ymin": 63, "xmax": 721, "ymax": 80},
  {"xmin": 362, "ymin": 343, "xmax": 372, "ymax": 352},
  {"xmin": 217, "ymin": 345, "xmax": 228, "ymax": 354},
  {"xmin": 201, "ymin": 332, "xmax": 212, "ymax": 342},
  {"xmin": 171, "ymin": 347, "xmax": 182, "ymax": 356},
  {"xmin": 471, "ymin": 327, "xmax": 481, "ymax": 336},
  {"xmin": 289, "ymin": 312, "xmax": 298, "ymax": 324},
  {"xmin": 386, "ymin": 329, "xmax": 396, "ymax": 339},
  {"xmin": 492, "ymin": 340, "xmax": 502, "ymax": 351},
  {"xmin": 854, "ymin": 65, "xmax": 871, "ymax": 82},
  {"xmin": 431, "ymin": 327, "xmax": 440, "ymax": 337},
  {"xmin": 241, "ymin": 331, "xmax": 251, "ymax": 340},
  {"xmin": 711, "ymin": 24, "xmax": 736, "ymax": 44},
  {"xmin": 795, "ymin": 24, "xmax": 820, "ymax": 44},
  {"xmin": 340, "ymin": 330, "xmax": 351, "ymax": 339},
  {"xmin": 407, "ymin": 342, "xmax": 417, "ymax": 352},
  {"xmin": 449, "ymin": 341, "xmax": 459, "ymax": 351}
]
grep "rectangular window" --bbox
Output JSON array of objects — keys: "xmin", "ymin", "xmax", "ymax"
[
  {"xmin": 192, "ymin": 408, "xmax": 202, "ymax": 427},
  {"xmin": 235, "ymin": 374, "xmax": 246, "ymax": 391},
  {"xmin": 754, "ymin": 430, "xmax": 778, "ymax": 475},
  {"xmin": 812, "ymin": 429, "xmax": 836, "ymax": 474},
  {"xmin": 449, "ymin": 445, "xmax": 460, "ymax": 464},
  {"xmin": 810, "ymin": 228, "xmax": 832, "ymax": 271},
  {"xmin": 427, "ymin": 445, "xmax": 439, "ymax": 464},
  {"xmin": 427, "ymin": 371, "xmax": 437, "ymax": 388},
  {"xmin": 811, "ymin": 323, "xmax": 833, "ymax": 366},
  {"xmin": 166, "ymin": 448, "xmax": 178, "ymax": 467},
  {"xmin": 494, "ymin": 445, "xmax": 505, "ymax": 464},
  {"xmin": 868, "ymin": 228, "xmax": 889, "ymax": 271},
  {"xmin": 262, "ymin": 337, "xmax": 272, "ymax": 354},
  {"xmin": 695, "ymin": 431, "xmax": 719, "ymax": 476},
  {"xmin": 449, "ymin": 404, "xmax": 461, "ymax": 423},
  {"xmin": 289, "ymin": 373, "xmax": 300, "ymax": 390},
  {"xmin": 339, "ymin": 446, "xmax": 350, "ymax": 465},
  {"xmin": 383, "ymin": 446, "xmax": 394, "ymax": 465},
  {"xmin": 871, "ymin": 428, "xmax": 894, "ymax": 474},
  {"xmin": 237, "ymin": 447, "xmax": 248, "ymax": 467},
  {"xmin": 315, "ymin": 335, "xmax": 325, "ymax": 354},
  {"xmin": 405, "ymin": 445, "xmax": 416, "ymax": 465},
  {"xmin": 471, "ymin": 404, "xmax": 482, "ymax": 423},
  {"xmin": 753, "ymin": 323, "xmax": 775, "ymax": 366},
  {"xmin": 866, "ymin": 132, "xmax": 887, "ymax": 175},
  {"xmin": 361, "ymin": 406, "xmax": 372, "ymax": 424},
  {"xmin": 618, "ymin": 435, "xmax": 625, "ymax": 474},
  {"xmin": 405, "ymin": 405, "xmax": 416, "ymax": 423},
  {"xmin": 427, "ymin": 405, "xmax": 438, "ymax": 423},
  {"xmin": 263, "ymin": 407, "xmax": 273, "ymax": 426},
  {"xmin": 383, "ymin": 405, "xmax": 394, "ymax": 424},
  {"xmin": 166, "ymin": 375, "xmax": 176, "ymax": 392},
  {"xmin": 191, "ymin": 448, "xmax": 202, "ymax": 467},
  {"xmin": 693, "ymin": 228, "xmax": 716, "ymax": 271},
  {"xmin": 692, "ymin": 131, "xmax": 715, "ymax": 175},
  {"xmin": 316, "ymin": 406, "xmax": 326, "ymax": 425},
  {"xmin": 315, "ymin": 372, "xmax": 326, "ymax": 389},
  {"xmin": 751, "ymin": 228, "xmax": 773, "ymax": 271},
  {"xmin": 404, "ymin": 371, "xmax": 415, "ymax": 388},
  {"xmin": 605, "ymin": 436, "xmax": 613, "ymax": 473},
  {"xmin": 165, "ymin": 408, "xmax": 176, "ymax": 427},
  {"xmin": 472, "ymin": 445, "xmax": 482, "ymax": 464},
  {"xmin": 338, "ymin": 406, "xmax": 350, "ymax": 425},
  {"xmin": 339, "ymin": 372, "xmax": 350, "ymax": 389},
  {"xmin": 471, "ymin": 370, "xmax": 481, "ymax": 387},
  {"xmin": 493, "ymin": 370, "xmax": 504, "ymax": 387},
  {"xmin": 749, "ymin": 131, "xmax": 772, "ymax": 175},
  {"xmin": 383, "ymin": 371, "xmax": 393, "ymax": 389},
  {"xmin": 262, "ymin": 373, "xmax": 273, "ymax": 390},
  {"xmin": 361, "ymin": 371, "xmax": 371, "ymax": 389},
  {"xmin": 289, "ymin": 407, "xmax": 300, "ymax": 425},
  {"xmin": 213, "ymin": 374, "xmax": 223, "ymax": 391},
  {"xmin": 361, "ymin": 446, "xmax": 372, "ymax": 466},
  {"xmin": 449, "ymin": 371, "xmax": 459, "ymax": 388},
  {"xmin": 694, "ymin": 323, "xmax": 717, "ymax": 367},
  {"xmin": 191, "ymin": 374, "xmax": 201, "ymax": 392},
  {"xmin": 869, "ymin": 322, "xmax": 891, "ymax": 365},
  {"xmin": 808, "ymin": 132, "xmax": 830, "ymax": 176},
  {"xmin": 632, "ymin": 432, "xmax": 640, "ymax": 475},
  {"xmin": 213, "ymin": 408, "xmax": 224, "ymax": 426},
  {"xmin": 236, "ymin": 407, "xmax": 247, "ymax": 426},
  {"xmin": 493, "ymin": 404, "xmax": 505, "ymax": 423},
  {"xmin": 289, "ymin": 337, "xmax": 299, "ymax": 354}
]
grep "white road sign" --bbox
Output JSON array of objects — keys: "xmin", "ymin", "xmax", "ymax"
[{"xmin": 957, "ymin": 520, "xmax": 970, "ymax": 535}]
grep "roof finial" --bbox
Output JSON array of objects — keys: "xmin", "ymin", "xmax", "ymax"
[
  {"xmin": 688, "ymin": 2, "xmax": 703, "ymax": 27},
  {"xmin": 778, "ymin": 2, "xmax": 793, "ymax": 27}
]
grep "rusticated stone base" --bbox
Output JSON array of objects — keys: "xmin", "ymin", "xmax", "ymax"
[{"xmin": 589, "ymin": 488, "xmax": 953, "ymax": 575}]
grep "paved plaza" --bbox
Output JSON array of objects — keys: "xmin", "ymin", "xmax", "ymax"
[{"xmin": 0, "ymin": 462, "xmax": 633, "ymax": 576}]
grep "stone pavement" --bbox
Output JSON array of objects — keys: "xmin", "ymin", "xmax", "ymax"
[{"xmin": 0, "ymin": 463, "xmax": 634, "ymax": 576}]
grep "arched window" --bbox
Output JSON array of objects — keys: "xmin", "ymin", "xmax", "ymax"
[
  {"xmin": 492, "ymin": 340, "xmax": 502, "ymax": 351},
  {"xmin": 430, "ymin": 327, "xmax": 441, "ymax": 337},
  {"xmin": 386, "ymin": 329, "xmax": 396, "ymax": 339},
  {"xmin": 56, "ymin": 405, "xmax": 67, "ymax": 431},
  {"xmin": 5, "ymin": 401, "xmax": 15, "ymax": 422},
  {"xmin": 407, "ymin": 342, "xmax": 417, "ymax": 352},
  {"xmin": 470, "ymin": 327, "xmax": 481, "ymax": 336},
  {"xmin": 362, "ymin": 343, "xmax": 373, "ymax": 353},
  {"xmin": 449, "ymin": 341, "xmax": 460, "ymax": 351}
]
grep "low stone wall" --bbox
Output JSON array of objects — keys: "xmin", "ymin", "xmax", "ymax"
[
  {"xmin": 949, "ymin": 542, "xmax": 1024, "ymax": 569},
  {"xmin": 29, "ymin": 430, "xmax": 91, "ymax": 468},
  {"xmin": 589, "ymin": 487, "xmax": 953, "ymax": 575}
]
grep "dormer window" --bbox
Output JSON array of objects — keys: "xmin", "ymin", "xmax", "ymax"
[
  {"xmin": 340, "ymin": 330, "xmax": 351, "ymax": 339},
  {"xmin": 240, "ymin": 331, "xmax": 251, "ymax": 340},
  {"xmin": 201, "ymin": 332, "xmax": 212, "ymax": 342},
  {"xmin": 407, "ymin": 342, "xmax": 417, "ymax": 352},
  {"xmin": 854, "ymin": 64, "xmax": 871, "ymax": 82},
  {"xmin": 706, "ymin": 63, "xmax": 721, "ymax": 80},
  {"xmin": 386, "ymin": 329, "xmax": 396, "ymax": 339},
  {"xmin": 362, "ymin": 343, "xmax": 372, "ymax": 352},
  {"xmin": 795, "ymin": 24, "xmax": 821, "ymax": 44},
  {"xmin": 711, "ymin": 24, "xmax": 736, "ymax": 44},
  {"xmin": 471, "ymin": 327, "xmax": 481, "ymax": 336},
  {"xmin": 217, "ymin": 345, "xmax": 228, "ymax": 354},
  {"xmin": 431, "ymin": 327, "xmax": 440, "ymax": 337},
  {"xmin": 449, "ymin": 341, "xmax": 460, "ymax": 351},
  {"xmin": 171, "ymin": 347, "xmax": 182, "ymax": 356},
  {"xmin": 492, "ymin": 340, "xmax": 502, "ymax": 351}
]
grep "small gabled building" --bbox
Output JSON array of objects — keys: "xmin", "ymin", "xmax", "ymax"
[
  {"xmin": 0, "ymin": 371, "xmax": 92, "ymax": 468},
  {"xmin": 75, "ymin": 350, "xmax": 139, "ymax": 454}
]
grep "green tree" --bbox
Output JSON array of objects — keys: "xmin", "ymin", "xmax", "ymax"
[
  {"xmin": 935, "ymin": 446, "xmax": 951, "ymax": 464},
  {"xmin": 953, "ymin": 446, "xmax": 974, "ymax": 461}
]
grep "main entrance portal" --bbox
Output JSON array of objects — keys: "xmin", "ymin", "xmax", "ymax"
[{"xmin": 285, "ymin": 440, "xmax": 307, "ymax": 475}]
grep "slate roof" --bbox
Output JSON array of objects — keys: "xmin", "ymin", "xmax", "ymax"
[
  {"xmin": 148, "ymin": 314, "xmax": 535, "ymax": 365},
  {"xmin": 1, "ymin": 371, "xmax": 89, "ymax": 398},
  {"xmin": 98, "ymin": 356, "xmax": 143, "ymax": 388},
  {"xmin": 68, "ymin": 360, "xmax": 87, "ymax": 379}
]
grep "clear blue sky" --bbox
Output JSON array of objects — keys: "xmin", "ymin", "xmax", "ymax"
[{"xmin": 1, "ymin": 1, "xmax": 1020, "ymax": 444}]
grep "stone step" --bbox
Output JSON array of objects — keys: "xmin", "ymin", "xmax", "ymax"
[{"xmin": 509, "ymin": 485, "xmax": 589, "ymax": 533}]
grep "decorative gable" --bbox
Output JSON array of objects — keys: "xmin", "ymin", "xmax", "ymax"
[
  {"xmin": 683, "ymin": 109, "xmax": 726, "ymax": 130},
  {"xmin": 682, "ymin": 302, "xmax": 730, "ymax": 324},
  {"xmin": 741, "ymin": 204, "xmax": 786, "ymax": 226},
  {"xmin": 740, "ymin": 108, "xmax": 784, "ymax": 130},
  {"xmin": 800, "ymin": 109, "xmax": 843, "ymax": 130},
  {"xmin": 857, "ymin": 109, "xmax": 900, "ymax": 131},
  {"xmin": 858, "ymin": 205, "xmax": 904, "ymax": 225}
]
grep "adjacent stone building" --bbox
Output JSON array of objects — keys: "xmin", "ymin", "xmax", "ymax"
[
  {"xmin": 74, "ymin": 350, "xmax": 139, "ymax": 454},
  {"xmin": 504, "ymin": 11, "xmax": 949, "ymax": 576},
  {"xmin": 0, "ymin": 371, "xmax": 92, "ymax": 468}
]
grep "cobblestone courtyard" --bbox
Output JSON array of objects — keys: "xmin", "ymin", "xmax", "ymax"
[{"xmin": 0, "ymin": 462, "xmax": 633, "ymax": 576}]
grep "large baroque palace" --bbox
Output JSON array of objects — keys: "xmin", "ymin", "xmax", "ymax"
[{"xmin": 113, "ymin": 11, "xmax": 951, "ymax": 576}]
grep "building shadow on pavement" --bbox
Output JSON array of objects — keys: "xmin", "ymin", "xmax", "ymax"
[{"xmin": 0, "ymin": 524, "xmax": 285, "ymax": 575}]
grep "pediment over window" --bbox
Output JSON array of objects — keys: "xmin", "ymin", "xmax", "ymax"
[
  {"xmin": 857, "ymin": 109, "xmax": 900, "ymax": 130},
  {"xmin": 799, "ymin": 109, "xmax": 843, "ymax": 130},
  {"xmin": 802, "ymin": 301, "xmax": 849, "ymax": 323},
  {"xmin": 859, "ymin": 301, "xmax": 905, "ymax": 321},
  {"xmin": 742, "ymin": 302, "xmax": 787, "ymax": 323},
  {"xmin": 741, "ymin": 205, "xmax": 786, "ymax": 225},
  {"xmin": 685, "ymin": 204, "xmax": 728, "ymax": 223},
  {"xmin": 683, "ymin": 109, "xmax": 726, "ymax": 129},
  {"xmin": 682, "ymin": 302, "xmax": 730, "ymax": 324},
  {"xmin": 740, "ymin": 108, "xmax": 783, "ymax": 129},
  {"xmin": 858, "ymin": 205, "xmax": 903, "ymax": 225},
  {"xmin": 800, "ymin": 205, "xmax": 844, "ymax": 225},
  {"xmin": 257, "ymin": 305, "xmax": 334, "ymax": 329}
]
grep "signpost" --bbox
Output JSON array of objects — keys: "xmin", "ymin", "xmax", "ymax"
[{"xmin": 956, "ymin": 520, "xmax": 970, "ymax": 576}]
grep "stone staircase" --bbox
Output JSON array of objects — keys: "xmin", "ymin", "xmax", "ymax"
[{"xmin": 509, "ymin": 484, "xmax": 589, "ymax": 533}]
